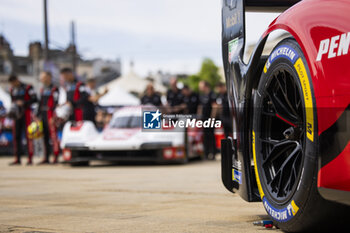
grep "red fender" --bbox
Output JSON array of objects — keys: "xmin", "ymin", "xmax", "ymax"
[{"xmin": 262, "ymin": 0, "xmax": 350, "ymax": 195}]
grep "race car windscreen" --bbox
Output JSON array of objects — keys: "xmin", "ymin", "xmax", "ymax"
[{"xmin": 109, "ymin": 116, "xmax": 142, "ymax": 129}]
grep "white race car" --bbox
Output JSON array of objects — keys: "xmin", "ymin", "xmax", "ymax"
[{"xmin": 60, "ymin": 106, "xmax": 204, "ymax": 165}]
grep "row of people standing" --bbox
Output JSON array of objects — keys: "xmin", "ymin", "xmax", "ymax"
[
  {"xmin": 8, "ymin": 68, "xmax": 105, "ymax": 165},
  {"xmin": 140, "ymin": 78, "xmax": 232, "ymax": 160}
]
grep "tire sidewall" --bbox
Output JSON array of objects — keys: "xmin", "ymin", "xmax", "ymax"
[{"xmin": 252, "ymin": 38, "xmax": 318, "ymax": 225}]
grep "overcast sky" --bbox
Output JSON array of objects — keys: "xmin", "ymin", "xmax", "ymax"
[{"xmin": 0, "ymin": 0, "xmax": 279, "ymax": 76}]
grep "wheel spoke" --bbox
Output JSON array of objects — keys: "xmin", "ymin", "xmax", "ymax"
[
  {"xmin": 260, "ymin": 138, "xmax": 286, "ymax": 146},
  {"xmin": 284, "ymin": 152, "xmax": 301, "ymax": 193},
  {"xmin": 262, "ymin": 110, "xmax": 275, "ymax": 117},
  {"xmin": 277, "ymin": 169, "xmax": 284, "ymax": 196},
  {"xmin": 259, "ymin": 67, "xmax": 306, "ymax": 201},
  {"xmin": 266, "ymin": 92, "xmax": 299, "ymax": 126},
  {"xmin": 276, "ymin": 143, "xmax": 301, "ymax": 175},
  {"xmin": 267, "ymin": 143, "xmax": 301, "ymax": 191},
  {"xmin": 262, "ymin": 140, "xmax": 295, "ymax": 165},
  {"xmin": 277, "ymin": 72, "xmax": 299, "ymax": 117},
  {"xmin": 293, "ymin": 78, "xmax": 302, "ymax": 110}
]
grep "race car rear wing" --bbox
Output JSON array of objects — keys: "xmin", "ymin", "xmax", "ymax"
[
  {"xmin": 221, "ymin": 0, "xmax": 300, "ymax": 201},
  {"xmin": 245, "ymin": 0, "xmax": 301, "ymax": 12},
  {"xmin": 222, "ymin": 0, "xmax": 301, "ymax": 46}
]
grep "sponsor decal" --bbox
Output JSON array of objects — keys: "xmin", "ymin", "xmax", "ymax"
[
  {"xmin": 264, "ymin": 45, "xmax": 299, "ymax": 73},
  {"xmin": 103, "ymin": 129, "xmax": 138, "ymax": 140},
  {"xmin": 263, "ymin": 197, "xmax": 299, "ymax": 222},
  {"xmin": 233, "ymin": 158, "xmax": 242, "ymax": 170},
  {"xmin": 225, "ymin": 11, "xmax": 241, "ymax": 29},
  {"xmin": 228, "ymin": 38, "xmax": 239, "ymax": 63},
  {"xmin": 316, "ymin": 32, "xmax": 350, "ymax": 61},
  {"xmin": 232, "ymin": 169, "xmax": 242, "ymax": 184}
]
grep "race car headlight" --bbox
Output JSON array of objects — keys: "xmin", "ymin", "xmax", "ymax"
[
  {"xmin": 163, "ymin": 148, "xmax": 173, "ymax": 159},
  {"xmin": 63, "ymin": 149, "xmax": 72, "ymax": 161},
  {"xmin": 163, "ymin": 147, "xmax": 185, "ymax": 159},
  {"xmin": 175, "ymin": 148, "xmax": 184, "ymax": 158}
]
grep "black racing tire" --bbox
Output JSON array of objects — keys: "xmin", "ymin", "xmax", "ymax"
[{"xmin": 252, "ymin": 38, "xmax": 349, "ymax": 232}]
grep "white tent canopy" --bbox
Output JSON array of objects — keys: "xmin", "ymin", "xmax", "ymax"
[
  {"xmin": 0, "ymin": 86, "xmax": 11, "ymax": 110},
  {"xmin": 98, "ymin": 85, "xmax": 140, "ymax": 106},
  {"xmin": 100, "ymin": 70, "xmax": 166, "ymax": 96}
]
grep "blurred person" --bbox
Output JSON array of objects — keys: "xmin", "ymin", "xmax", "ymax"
[
  {"xmin": 0, "ymin": 101, "xmax": 6, "ymax": 132},
  {"xmin": 84, "ymin": 77, "xmax": 108, "ymax": 124},
  {"xmin": 0, "ymin": 101, "xmax": 13, "ymax": 131},
  {"xmin": 0, "ymin": 101, "xmax": 6, "ymax": 119},
  {"xmin": 141, "ymin": 83, "xmax": 162, "ymax": 106},
  {"xmin": 86, "ymin": 77, "xmax": 108, "ymax": 103},
  {"xmin": 0, "ymin": 101, "xmax": 13, "ymax": 150},
  {"xmin": 215, "ymin": 82, "xmax": 233, "ymax": 138},
  {"xmin": 166, "ymin": 77, "xmax": 183, "ymax": 113},
  {"xmin": 181, "ymin": 85, "xmax": 199, "ymax": 115},
  {"xmin": 60, "ymin": 67, "xmax": 89, "ymax": 122},
  {"xmin": 103, "ymin": 107, "xmax": 114, "ymax": 125},
  {"xmin": 8, "ymin": 74, "xmax": 37, "ymax": 165},
  {"xmin": 198, "ymin": 80, "xmax": 217, "ymax": 160},
  {"xmin": 0, "ymin": 101, "xmax": 13, "ymax": 152},
  {"xmin": 37, "ymin": 71, "xmax": 60, "ymax": 164},
  {"xmin": 95, "ymin": 109, "xmax": 106, "ymax": 131}
]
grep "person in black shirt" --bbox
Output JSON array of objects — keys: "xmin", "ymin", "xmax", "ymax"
[
  {"xmin": 199, "ymin": 80, "xmax": 217, "ymax": 160},
  {"xmin": 60, "ymin": 67, "xmax": 89, "ymax": 122},
  {"xmin": 166, "ymin": 78, "xmax": 183, "ymax": 113},
  {"xmin": 181, "ymin": 85, "xmax": 199, "ymax": 115},
  {"xmin": 85, "ymin": 77, "xmax": 109, "ymax": 124},
  {"xmin": 199, "ymin": 81, "xmax": 217, "ymax": 120},
  {"xmin": 216, "ymin": 82, "xmax": 232, "ymax": 138},
  {"xmin": 8, "ymin": 74, "xmax": 37, "ymax": 165},
  {"xmin": 141, "ymin": 83, "xmax": 162, "ymax": 106}
]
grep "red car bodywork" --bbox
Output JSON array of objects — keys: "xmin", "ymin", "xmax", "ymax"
[
  {"xmin": 221, "ymin": 0, "xmax": 350, "ymax": 205},
  {"xmin": 262, "ymin": 0, "xmax": 350, "ymax": 198}
]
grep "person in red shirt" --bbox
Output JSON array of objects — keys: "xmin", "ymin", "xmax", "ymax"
[
  {"xmin": 8, "ymin": 75, "xmax": 37, "ymax": 165},
  {"xmin": 37, "ymin": 71, "xmax": 60, "ymax": 164},
  {"xmin": 60, "ymin": 67, "xmax": 89, "ymax": 122}
]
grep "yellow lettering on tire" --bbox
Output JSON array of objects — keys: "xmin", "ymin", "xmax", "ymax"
[
  {"xmin": 252, "ymin": 130, "xmax": 265, "ymax": 199},
  {"xmin": 291, "ymin": 200, "xmax": 299, "ymax": 216},
  {"xmin": 294, "ymin": 58, "xmax": 314, "ymax": 142}
]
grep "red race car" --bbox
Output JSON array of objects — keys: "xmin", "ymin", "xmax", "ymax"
[{"xmin": 221, "ymin": 0, "xmax": 350, "ymax": 231}]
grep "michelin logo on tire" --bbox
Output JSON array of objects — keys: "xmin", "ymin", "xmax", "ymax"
[
  {"xmin": 264, "ymin": 45, "xmax": 299, "ymax": 73},
  {"xmin": 263, "ymin": 197, "xmax": 299, "ymax": 222}
]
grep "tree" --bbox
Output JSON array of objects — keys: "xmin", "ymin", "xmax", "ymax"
[
  {"xmin": 188, "ymin": 58, "xmax": 221, "ymax": 92},
  {"xmin": 187, "ymin": 74, "xmax": 201, "ymax": 92}
]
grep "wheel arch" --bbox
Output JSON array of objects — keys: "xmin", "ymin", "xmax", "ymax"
[
  {"xmin": 221, "ymin": 0, "xmax": 350, "ymax": 203},
  {"xmin": 248, "ymin": 0, "xmax": 350, "ymax": 204},
  {"xmin": 244, "ymin": 6, "xmax": 320, "ymax": 202}
]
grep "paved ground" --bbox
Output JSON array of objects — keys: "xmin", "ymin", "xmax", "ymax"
[{"xmin": 0, "ymin": 156, "xmax": 280, "ymax": 233}]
